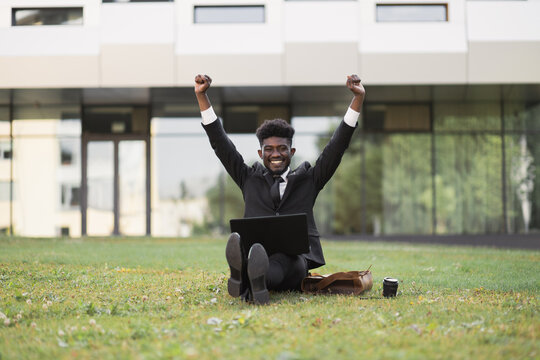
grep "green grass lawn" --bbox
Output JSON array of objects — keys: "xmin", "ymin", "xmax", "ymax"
[{"xmin": 0, "ymin": 237, "xmax": 538, "ymax": 360}]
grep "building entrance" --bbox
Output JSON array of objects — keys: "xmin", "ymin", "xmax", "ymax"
[{"xmin": 81, "ymin": 106, "xmax": 150, "ymax": 236}]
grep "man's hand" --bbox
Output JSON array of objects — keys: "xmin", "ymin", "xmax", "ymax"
[
  {"xmin": 347, "ymin": 74, "xmax": 365, "ymax": 98},
  {"xmin": 194, "ymin": 74, "xmax": 212, "ymax": 95},
  {"xmin": 347, "ymin": 75, "xmax": 365, "ymax": 113},
  {"xmin": 194, "ymin": 74, "xmax": 212, "ymax": 112}
]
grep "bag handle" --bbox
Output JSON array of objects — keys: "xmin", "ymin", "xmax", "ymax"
[
  {"xmin": 314, "ymin": 266, "xmax": 372, "ymax": 292},
  {"xmin": 314, "ymin": 271, "xmax": 362, "ymax": 291}
]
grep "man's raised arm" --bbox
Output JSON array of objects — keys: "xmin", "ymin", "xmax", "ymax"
[
  {"xmin": 312, "ymin": 75, "xmax": 366, "ymax": 190},
  {"xmin": 195, "ymin": 74, "xmax": 250, "ymax": 188},
  {"xmin": 194, "ymin": 74, "xmax": 217, "ymax": 125},
  {"xmin": 343, "ymin": 74, "xmax": 366, "ymax": 127}
]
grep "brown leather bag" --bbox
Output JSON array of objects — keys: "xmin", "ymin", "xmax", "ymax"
[{"xmin": 301, "ymin": 268, "xmax": 373, "ymax": 295}]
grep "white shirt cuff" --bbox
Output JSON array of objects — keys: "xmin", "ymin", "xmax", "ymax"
[
  {"xmin": 344, "ymin": 107, "xmax": 360, "ymax": 127},
  {"xmin": 201, "ymin": 106, "xmax": 218, "ymax": 125}
]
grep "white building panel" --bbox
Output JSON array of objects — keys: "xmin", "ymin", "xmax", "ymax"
[
  {"xmin": 175, "ymin": 0, "xmax": 282, "ymax": 55},
  {"xmin": 0, "ymin": 0, "xmax": 100, "ymax": 56},
  {"xmin": 284, "ymin": 1, "xmax": 359, "ymax": 43},
  {"xmin": 359, "ymin": 0, "xmax": 467, "ymax": 53},
  {"xmin": 466, "ymin": 1, "xmax": 540, "ymax": 42},
  {"xmin": 359, "ymin": 0, "xmax": 468, "ymax": 84},
  {"xmin": 0, "ymin": 0, "xmax": 538, "ymax": 87},
  {"xmin": 100, "ymin": 2, "xmax": 175, "ymax": 44},
  {"xmin": 466, "ymin": 0, "xmax": 540, "ymax": 83},
  {"xmin": 0, "ymin": 0, "xmax": 100, "ymax": 27},
  {"xmin": 0, "ymin": 27, "xmax": 100, "ymax": 56}
]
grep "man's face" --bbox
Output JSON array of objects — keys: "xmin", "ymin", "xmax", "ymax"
[{"xmin": 258, "ymin": 136, "xmax": 296, "ymax": 175}]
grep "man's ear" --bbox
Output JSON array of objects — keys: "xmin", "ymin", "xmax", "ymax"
[
  {"xmin": 258, "ymin": 149, "xmax": 263, "ymax": 159},
  {"xmin": 290, "ymin": 148, "xmax": 296, "ymax": 156}
]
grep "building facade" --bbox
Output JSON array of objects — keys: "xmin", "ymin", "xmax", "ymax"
[{"xmin": 0, "ymin": 0, "xmax": 539, "ymax": 237}]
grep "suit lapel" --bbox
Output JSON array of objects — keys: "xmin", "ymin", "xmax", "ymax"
[
  {"xmin": 263, "ymin": 165, "xmax": 305, "ymax": 208},
  {"xmin": 263, "ymin": 171, "xmax": 274, "ymax": 188}
]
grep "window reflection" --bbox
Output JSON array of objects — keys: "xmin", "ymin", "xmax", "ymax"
[
  {"xmin": 151, "ymin": 117, "xmax": 223, "ymax": 237},
  {"xmin": 0, "ymin": 139, "xmax": 10, "ymax": 233},
  {"xmin": 434, "ymin": 103, "xmax": 501, "ymax": 131},
  {"xmin": 119, "ymin": 141, "xmax": 146, "ymax": 236},
  {"xmin": 0, "ymin": 107, "xmax": 10, "ymax": 136},
  {"xmin": 435, "ymin": 134, "xmax": 503, "ymax": 234},
  {"xmin": 506, "ymin": 135, "xmax": 539, "ymax": 234},
  {"xmin": 382, "ymin": 135, "xmax": 433, "ymax": 234},
  {"xmin": 194, "ymin": 6, "xmax": 265, "ymax": 24},
  {"xmin": 504, "ymin": 102, "xmax": 540, "ymax": 234},
  {"xmin": 12, "ymin": 8, "xmax": 83, "ymax": 26},
  {"xmin": 505, "ymin": 103, "xmax": 540, "ymax": 132},
  {"xmin": 0, "ymin": 107, "xmax": 10, "ymax": 233},
  {"xmin": 87, "ymin": 141, "xmax": 114, "ymax": 236},
  {"xmin": 1, "ymin": 89, "xmax": 538, "ymax": 238},
  {"xmin": 434, "ymin": 102, "xmax": 504, "ymax": 234},
  {"xmin": 376, "ymin": 4, "xmax": 447, "ymax": 22},
  {"xmin": 12, "ymin": 105, "xmax": 81, "ymax": 237}
]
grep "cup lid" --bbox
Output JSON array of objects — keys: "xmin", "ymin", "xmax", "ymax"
[{"xmin": 383, "ymin": 277, "xmax": 398, "ymax": 284}]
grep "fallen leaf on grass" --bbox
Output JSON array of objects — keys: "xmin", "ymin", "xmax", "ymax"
[{"xmin": 312, "ymin": 318, "xmax": 323, "ymax": 327}]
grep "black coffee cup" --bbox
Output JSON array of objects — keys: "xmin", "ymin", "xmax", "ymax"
[{"xmin": 383, "ymin": 277, "xmax": 399, "ymax": 297}]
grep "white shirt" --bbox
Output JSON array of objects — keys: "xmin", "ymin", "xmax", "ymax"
[
  {"xmin": 201, "ymin": 106, "xmax": 360, "ymax": 199},
  {"xmin": 201, "ymin": 106, "xmax": 360, "ymax": 127},
  {"xmin": 276, "ymin": 167, "xmax": 290, "ymax": 199}
]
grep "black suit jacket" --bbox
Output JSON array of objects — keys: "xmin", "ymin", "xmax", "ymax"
[{"xmin": 203, "ymin": 119, "xmax": 356, "ymax": 269}]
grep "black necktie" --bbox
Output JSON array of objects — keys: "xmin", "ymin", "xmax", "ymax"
[{"xmin": 270, "ymin": 176, "xmax": 284, "ymax": 209}]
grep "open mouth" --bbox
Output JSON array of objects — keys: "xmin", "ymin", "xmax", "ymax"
[{"xmin": 271, "ymin": 160, "xmax": 283, "ymax": 165}]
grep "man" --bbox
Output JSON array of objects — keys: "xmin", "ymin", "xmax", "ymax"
[{"xmin": 195, "ymin": 74, "xmax": 365, "ymax": 304}]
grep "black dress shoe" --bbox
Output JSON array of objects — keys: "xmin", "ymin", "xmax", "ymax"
[
  {"xmin": 225, "ymin": 232, "xmax": 247, "ymax": 297},
  {"xmin": 247, "ymin": 243, "xmax": 270, "ymax": 305}
]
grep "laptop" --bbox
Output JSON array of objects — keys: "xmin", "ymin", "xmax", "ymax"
[{"xmin": 229, "ymin": 213, "xmax": 310, "ymax": 256}]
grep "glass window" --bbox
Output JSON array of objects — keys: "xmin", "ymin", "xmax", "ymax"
[
  {"xmin": 0, "ymin": 107, "xmax": 10, "ymax": 233},
  {"xmin": 151, "ymin": 116, "xmax": 224, "ymax": 237},
  {"xmin": 434, "ymin": 103, "xmax": 501, "ymax": 132},
  {"xmin": 0, "ymin": 143, "xmax": 10, "ymax": 233},
  {"xmin": 330, "ymin": 132, "xmax": 433, "ymax": 235},
  {"xmin": 119, "ymin": 141, "xmax": 147, "ymax": 236},
  {"xmin": 376, "ymin": 4, "xmax": 448, "ymax": 22},
  {"xmin": 13, "ymin": 105, "xmax": 81, "ymax": 136},
  {"xmin": 435, "ymin": 134, "xmax": 503, "ymax": 234},
  {"xmin": 0, "ymin": 107, "xmax": 9, "ymax": 137},
  {"xmin": 12, "ymin": 105, "xmax": 81, "ymax": 237},
  {"xmin": 87, "ymin": 141, "xmax": 114, "ymax": 236},
  {"xmin": 505, "ymin": 134, "xmax": 540, "ymax": 234},
  {"xmin": 0, "ymin": 140, "xmax": 11, "ymax": 161},
  {"xmin": 83, "ymin": 107, "xmax": 149, "ymax": 135},
  {"xmin": 60, "ymin": 184, "xmax": 80, "ymax": 209},
  {"xmin": 223, "ymin": 105, "xmax": 290, "ymax": 134},
  {"xmin": 381, "ymin": 134, "xmax": 433, "ymax": 234},
  {"xmin": 12, "ymin": 8, "xmax": 83, "ymax": 26},
  {"xmin": 504, "ymin": 102, "xmax": 540, "ymax": 132},
  {"xmin": 364, "ymin": 104, "xmax": 431, "ymax": 132},
  {"xmin": 194, "ymin": 6, "xmax": 265, "ymax": 24}
]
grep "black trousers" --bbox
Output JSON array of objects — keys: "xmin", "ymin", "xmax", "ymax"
[{"xmin": 265, "ymin": 253, "xmax": 308, "ymax": 291}]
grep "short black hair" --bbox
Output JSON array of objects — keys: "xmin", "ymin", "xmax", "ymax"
[{"xmin": 255, "ymin": 119, "xmax": 295, "ymax": 146}]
